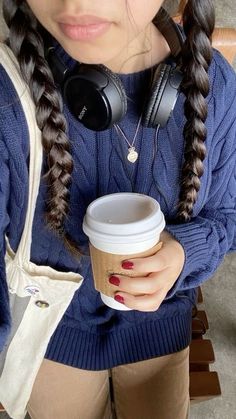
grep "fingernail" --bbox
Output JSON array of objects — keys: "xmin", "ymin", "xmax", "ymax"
[
  {"xmin": 122, "ymin": 261, "xmax": 134, "ymax": 270},
  {"xmin": 114, "ymin": 295, "xmax": 125, "ymax": 304},
  {"xmin": 109, "ymin": 276, "xmax": 120, "ymax": 286}
]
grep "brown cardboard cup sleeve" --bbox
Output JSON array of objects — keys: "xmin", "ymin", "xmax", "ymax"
[{"xmin": 89, "ymin": 241, "xmax": 163, "ymax": 297}]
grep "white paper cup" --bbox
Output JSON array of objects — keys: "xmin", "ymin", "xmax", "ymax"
[{"xmin": 83, "ymin": 193, "xmax": 165, "ymax": 310}]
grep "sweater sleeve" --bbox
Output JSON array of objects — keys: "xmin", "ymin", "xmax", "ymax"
[
  {"xmin": 0, "ymin": 132, "xmax": 11, "ymax": 351},
  {"xmin": 165, "ymin": 53, "xmax": 236, "ymax": 298}
]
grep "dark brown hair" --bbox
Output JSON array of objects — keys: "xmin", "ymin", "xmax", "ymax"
[
  {"xmin": 3, "ymin": 0, "xmax": 81, "ymax": 256},
  {"xmin": 177, "ymin": 0, "xmax": 215, "ymax": 220},
  {"xmin": 2, "ymin": 0, "xmax": 215, "ymax": 251}
]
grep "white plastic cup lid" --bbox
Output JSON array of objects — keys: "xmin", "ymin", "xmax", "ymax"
[{"xmin": 83, "ymin": 193, "xmax": 165, "ymax": 247}]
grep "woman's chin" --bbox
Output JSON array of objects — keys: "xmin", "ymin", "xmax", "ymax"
[{"xmin": 59, "ymin": 41, "xmax": 117, "ymax": 67}]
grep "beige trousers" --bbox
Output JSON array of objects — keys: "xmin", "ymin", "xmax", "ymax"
[{"xmin": 27, "ymin": 347, "xmax": 190, "ymax": 419}]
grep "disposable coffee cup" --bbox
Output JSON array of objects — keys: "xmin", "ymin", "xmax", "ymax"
[{"xmin": 82, "ymin": 193, "xmax": 165, "ymax": 310}]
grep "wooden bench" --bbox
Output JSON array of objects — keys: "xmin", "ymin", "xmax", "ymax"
[{"xmin": 189, "ymin": 288, "xmax": 222, "ymax": 402}]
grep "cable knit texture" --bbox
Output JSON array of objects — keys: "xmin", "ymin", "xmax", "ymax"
[{"xmin": 0, "ymin": 48, "xmax": 236, "ymax": 369}]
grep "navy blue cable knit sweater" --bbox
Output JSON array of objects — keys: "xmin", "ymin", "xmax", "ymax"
[{"xmin": 0, "ymin": 46, "xmax": 236, "ymax": 370}]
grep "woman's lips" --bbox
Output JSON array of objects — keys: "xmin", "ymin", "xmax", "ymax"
[{"xmin": 57, "ymin": 15, "xmax": 112, "ymax": 41}]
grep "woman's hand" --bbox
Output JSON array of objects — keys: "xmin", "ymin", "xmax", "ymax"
[{"xmin": 109, "ymin": 231, "xmax": 185, "ymax": 312}]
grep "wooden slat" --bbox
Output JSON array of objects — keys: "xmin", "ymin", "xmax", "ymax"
[
  {"xmin": 196, "ymin": 310, "xmax": 209, "ymax": 329},
  {"xmin": 192, "ymin": 310, "xmax": 209, "ymax": 337},
  {"xmin": 190, "ymin": 371, "xmax": 221, "ymax": 402},
  {"xmin": 189, "ymin": 339, "xmax": 215, "ymax": 364},
  {"xmin": 190, "ymin": 363, "xmax": 209, "ymax": 372},
  {"xmin": 197, "ymin": 287, "xmax": 203, "ymax": 303}
]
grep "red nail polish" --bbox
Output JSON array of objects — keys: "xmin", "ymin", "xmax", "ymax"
[
  {"xmin": 109, "ymin": 276, "xmax": 120, "ymax": 286},
  {"xmin": 122, "ymin": 261, "xmax": 134, "ymax": 270},
  {"xmin": 114, "ymin": 295, "xmax": 125, "ymax": 304}
]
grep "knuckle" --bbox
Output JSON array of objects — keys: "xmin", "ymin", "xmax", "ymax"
[
  {"xmin": 158, "ymin": 253, "xmax": 168, "ymax": 268},
  {"xmin": 133, "ymin": 278, "xmax": 157, "ymax": 295},
  {"xmin": 145, "ymin": 281, "xmax": 158, "ymax": 295},
  {"xmin": 145, "ymin": 275, "xmax": 159, "ymax": 292},
  {"xmin": 134, "ymin": 262, "xmax": 146, "ymax": 273}
]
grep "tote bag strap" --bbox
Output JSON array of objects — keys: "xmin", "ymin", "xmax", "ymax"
[{"xmin": 0, "ymin": 43, "xmax": 43, "ymax": 265}]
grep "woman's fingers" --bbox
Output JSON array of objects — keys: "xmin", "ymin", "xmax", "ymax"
[
  {"xmin": 109, "ymin": 268, "xmax": 175, "ymax": 296},
  {"xmin": 109, "ymin": 273, "xmax": 160, "ymax": 295},
  {"xmin": 109, "ymin": 266, "xmax": 178, "ymax": 312},
  {"xmin": 121, "ymin": 249, "xmax": 169, "ymax": 274},
  {"xmin": 121, "ymin": 238, "xmax": 185, "ymax": 275},
  {"xmin": 114, "ymin": 288, "xmax": 168, "ymax": 312},
  {"xmin": 108, "ymin": 232, "xmax": 186, "ymax": 311}
]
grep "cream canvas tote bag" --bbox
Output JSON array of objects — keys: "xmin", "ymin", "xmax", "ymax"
[{"xmin": 0, "ymin": 43, "xmax": 84, "ymax": 419}]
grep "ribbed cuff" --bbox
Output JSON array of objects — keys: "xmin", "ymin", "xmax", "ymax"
[{"xmin": 165, "ymin": 220, "xmax": 210, "ymax": 298}]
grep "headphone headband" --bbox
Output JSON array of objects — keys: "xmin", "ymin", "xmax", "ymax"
[
  {"xmin": 45, "ymin": 8, "xmax": 184, "ymax": 131},
  {"xmin": 153, "ymin": 8, "xmax": 184, "ymax": 59}
]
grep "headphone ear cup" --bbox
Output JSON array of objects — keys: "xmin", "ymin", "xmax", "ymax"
[
  {"xmin": 98, "ymin": 64, "xmax": 128, "ymax": 117},
  {"xmin": 63, "ymin": 64, "xmax": 127, "ymax": 131},
  {"xmin": 143, "ymin": 63, "xmax": 182, "ymax": 128},
  {"xmin": 143, "ymin": 63, "xmax": 171, "ymax": 128}
]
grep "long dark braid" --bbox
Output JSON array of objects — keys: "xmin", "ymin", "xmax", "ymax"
[
  {"xmin": 177, "ymin": 0, "xmax": 215, "ymax": 221},
  {"xmin": 3, "ymin": 0, "xmax": 81, "ymax": 257}
]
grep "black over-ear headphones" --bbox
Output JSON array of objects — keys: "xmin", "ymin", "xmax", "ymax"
[{"xmin": 46, "ymin": 8, "xmax": 184, "ymax": 131}]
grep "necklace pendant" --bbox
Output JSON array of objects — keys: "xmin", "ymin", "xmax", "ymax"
[{"xmin": 127, "ymin": 147, "xmax": 138, "ymax": 163}]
